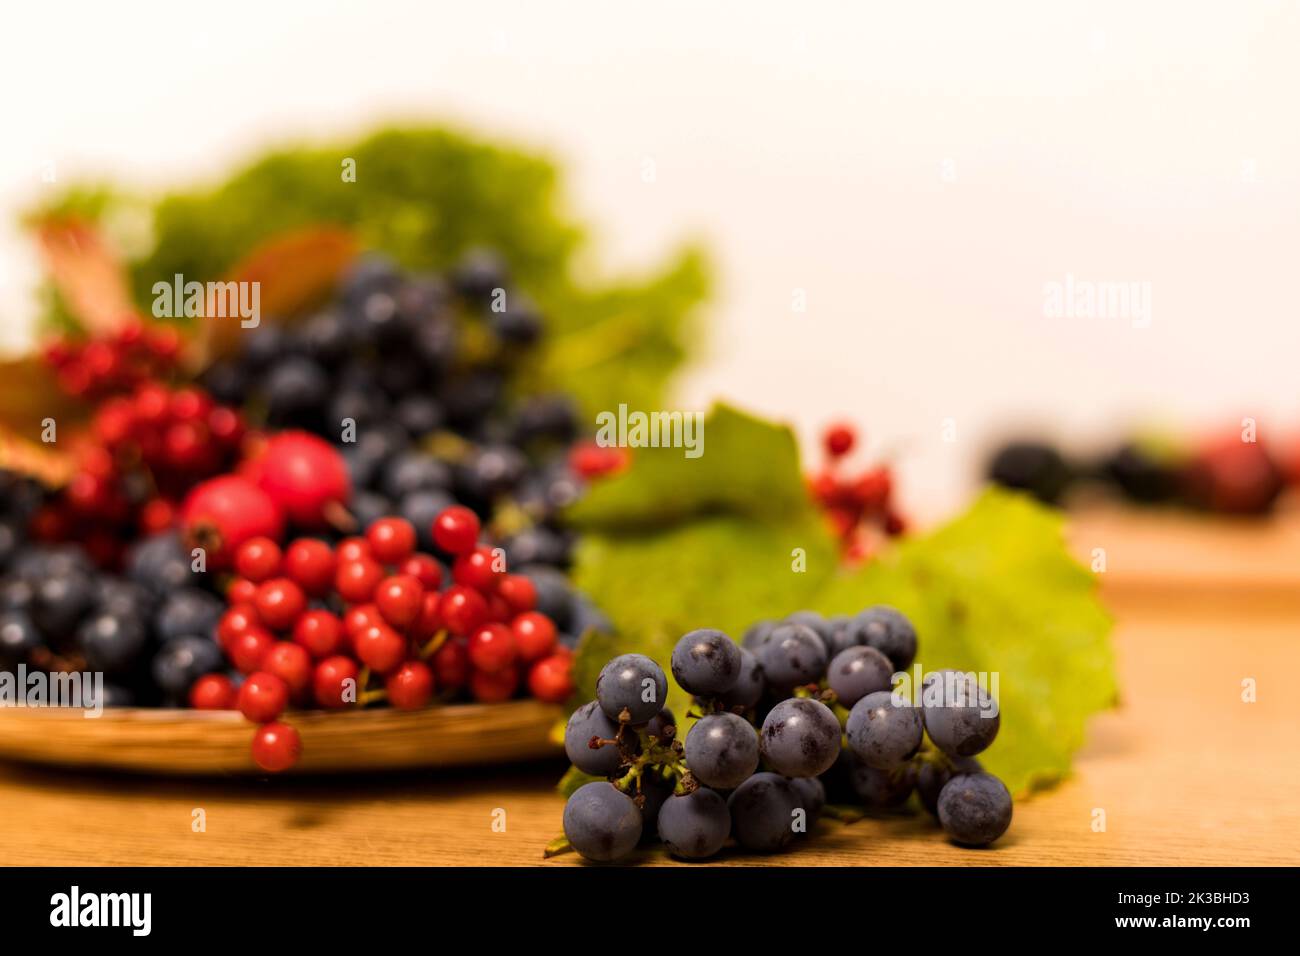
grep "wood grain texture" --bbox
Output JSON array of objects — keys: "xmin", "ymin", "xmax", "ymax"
[
  {"xmin": 0, "ymin": 700, "xmax": 565, "ymax": 775},
  {"xmin": 1, "ymin": 510, "xmax": 1298, "ymax": 866}
]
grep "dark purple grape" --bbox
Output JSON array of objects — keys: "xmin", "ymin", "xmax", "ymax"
[
  {"xmin": 760, "ymin": 697, "xmax": 842, "ymax": 778},
  {"xmin": 671, "ymin": 628, "xmax": 741, "ymax": 697},
  {"xmin": 659, "ymin": 788, "xmax": 730, "ymax": 859},
  {"xmin": 728, "ymin": 772, "xmax": 799, "ymax": 852},
  {"xmin": 563, "ymin": 781, "xmax": 642, "ymax": 862},
  {"xmin": 827, "ymin": 645, "xmax": 894, "ymax": 708}
]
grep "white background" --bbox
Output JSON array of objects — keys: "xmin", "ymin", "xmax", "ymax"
[{"xmin": 3, "ymin": 1, "xmax": 1298, "ymax": 518}]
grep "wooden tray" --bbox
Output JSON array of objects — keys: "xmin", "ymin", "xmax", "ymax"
[{"xmin": 0, "ymin": 701, "xmax": 565, "ymax": 775}]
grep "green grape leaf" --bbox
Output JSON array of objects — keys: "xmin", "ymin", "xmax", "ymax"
[{"xmin": 569, "ymin": 404, "xmax": 1116, "ymax": 796}]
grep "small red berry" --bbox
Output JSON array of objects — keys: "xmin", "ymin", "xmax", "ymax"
[
  {"xmin": 569, "ymin": 442, "xmax": 630, "ymax": 479},
  {"xmin": 432, "ymin": 639, "xmax": 470, "ymax": 690},
  {"xmin": 138, "ymin": 498, "xmax": 175, "ymax": 535},
  {"xmin": 468, "ymin": 623, "xmax": 516, "ymax": 673},
  {"xmin": 497, "ymin": 574, "xmax": 537, "ymax": 614},
  {"xmin": 217, "ymin": 604, "xmax": 261, "ymax": 649},
  {"xmin": 235, "ymin": 536, "xmax": 282, "ymax": 583},
  {"xmin": 385, "ymin": 661, "xmax": 435, "ymax": 711},
  {"xmin": 283, "ymin": 538, "xmax": 336, "ymax": 596},
  {"xmin": 207, "ymin": 406, "xmax": 245, "ymax": 446},
  {"xmin": 344, "ymin": 603, "xmax": 383, "ymax": 637},
  {"xmin": 374, "ymin": 574, "xmax": 425, "ymax": 630},
  {"xmin": 189, "ymin": 673, "xmax": 237, "ymax": 710},
  {"xmin": 366, "ymin": 517, "xmax": 417, "ymax": 565},
  {"xmin": 824, "ymin": 423, "xmax": 856, "ymax": 459},
  {"xmin": 335, "ymin": 557, "xmax": 385, "ymax": 604},
  {"xmin": 238, "ymin": 671, "xmax": 290, "ymax": 724},
  {"xmin": 228, "ymin": 626, "xmax": 275, "ymax": 674},
  {"xmin": 354, "ymin": 622, "xmax": 408, "ymax": 674},
  {"xmin": 227, "ymin": 577, "xmax": 258, "ymax": 605},
  {"xmin": 470, "ymin": 665, "xmax": 519, "ymax": 703},
  {"xmin": 528, "ymin": 653, "xmax": 575, "ymax": 703},
  {"xmin": 170, "ymin": 386, "xmax": 214, "ymax": 423},
  {"xmin": 511, "ymin": 611, "xmax": 558, "ymax": 663},
  {"xmin": 410, "ymin": 592, "xmax": 443, "ymax": 640},
  {"xmin": 262, "ymin": 642, "xmax": 313, "ymax": 699},
  {"xmin": 336, "ymin": 536, "xmax": 371, "ymax": 562},
  {"xmin": 432, "ymin": 506, "xmax": 480, "ymax": 555},
  {"xmin": 254, "ymin": 578, "xmax": 307, "ymax": 632},
  {"xmin": 251, "ymin": 721, "xmax": 302, "ymax": 772},
  {"xmin": 292, "ymin": 610, "xmax": 345, "ymax": 659},
  {"xmin": 440, "ymin": 585, "xmax": 489, "ymax": 636},
  {"xmin": 400, "ymin": 554, "xmax": 443, "ymax": 591},
  {"xmin": 313, "ymin": 656, "xmax": 359, "ymax": 709},
  {"xmin": 452, "ymin": 545, "xmax": 505, "ymax": 592}
]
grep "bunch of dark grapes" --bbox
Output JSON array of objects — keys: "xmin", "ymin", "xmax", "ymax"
[
  {"xmin": 201, "ymin": 252, "xmax": 584, "ymax": 574},
  {"xmin": 1, "ymin": 478, "xmax": 226, "ymax": 708},
  {"xmin": 987, "ymin": 434, "xmax": 1286, "ymax": 515},
  {"xmin": 559, "ymin": 607, "xmax": 1013, "ymax": 862}
]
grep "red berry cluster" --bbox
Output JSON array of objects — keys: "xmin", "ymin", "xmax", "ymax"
[
  {"xmin": 42, "ymin": 319, "xmax": 184, "ymax": 400},
  {"xmin": 807, "ymin": 423, "xmax": 906, "ymax": 561},
  {"xmin": 206, "ymin": 508, "xmax": 575, "ymax": 773},
  {"xmin": 31, "ymin": 381, "xmax": 246, "ymax": 567}
]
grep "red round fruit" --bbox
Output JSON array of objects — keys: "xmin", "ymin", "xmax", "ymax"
[
  {"xmin": 251, "ymin": 721, "xmax": 301, "ymax": 772},
  {"xmin": 169, "ymin": 386, "xmax": 213, "ymax": 423},
  {"xmin": 283, "ymin": 538, "xmax": 336, "ymax": 596},
  {"xmin": 468, "ymin": 623, "xmax": 516, "ymax": 674},
  {"xmin": 253, "ymin": 578, "xmax": 307, "ymax": 632},
  {"xmin": 470, "ymin": 665, "xmax": 519, "ymax": 703},
  {"xmin": 189, "ymin": 673, "xmax": 237, "ymax": 710},
  {"xmin": 569, "ymin": 442, "xmax": 629, "ymax": 479},
  {"xmin": 228, "ymin": 626, "xmax": 275, "ymax": 674},
  {"xmin": 824, "ymin": 423, "xmax": 856, "ymax": 459},
  {"xmin": 139, "ymin": 498, "xmax": 175, "ymax": 535},
  {"xmin": 292, "ymin": 610, "xmax": 345, "ymax": 659},
  {"xmin": 344, "ymin": 603, "xmax": 383, "ymax": 637},
  {"xmin": 432, "ymin": 639, "xmax": 470, "ymax": 689},
  {"xmin": 207, "ymin": 406, "xmax": 244, "ymax": 446},
  {"xmin": 439, "ymin": 585, "xmax": 489, "ymax": 636},
  {"xmin": 400, "ymin": 554, "xmax": 443, "ymax": 591},
  {"xmin": 254, "ymin": 431, "xmax": 352, "ymax": 528},
  {"xmin": 528, "ymin": 653, "xmax": 575, "ymax": 703},
  {"xmin": 432, "ymin": 506, "xmax": 480, "ymax": 555},
  {"xmin": 497, "ymin": 574, "xmax": 537, "ymax": 615},
  {"xmin": 374, "ymin": 574, "xmax": 424, "ymax": 630},
  {"xmin": 235, "ymin": 536, "xmax": 282, "ymax": 583},
  {"xmin": 237, "ymin": 671, "xmax": 290, "ymax": 724},
  {"xmin": 181, "ymin": 475, "xmax": 285, "ymax": 570},
  {"xmin": 511, "ymin": 611, "xmax": 558, "ymax": 663},
  {"xmin": 385, "ymin": 661, "xmax": 435, "ymax": 711},
  {"xmin": 452, "ymin": 545, "xmax": 505, "ymax": 592},
  {"xmin": 313, "ymin": 656, "xmax": 359, "ymax": 709},
  {"xmin": 366, "ymin": 517, "xmax": 417, "ymax": 565},
  {"xmin": 262, "ymin": 642, "xmax": 313, "ymax": 699},
  {"xmin": 227, "ymin": 577, "xmax": 258, "ymax": 605},
  {"xmin": 217, "ymin": 604, "xmax": 261, "ymax": 649},
  {"xmin": 336, "ymin": 536, "xmax": 371, "ymax": 562},
  {"xmin": 354, "ymin": 622, "xmax": 408, "ymax": 673},
  {"xmin": 410, "ymin": 592, "xmax": 443, "ymax": 640},
  {"xmin": 335, "ymin": 557, "xmax": 385, "ymax": 604}
]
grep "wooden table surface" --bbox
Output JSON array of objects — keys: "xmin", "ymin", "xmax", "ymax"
[{"xmin": 2, "ymin": 508, "xmax": 1298, "ymax": 867}]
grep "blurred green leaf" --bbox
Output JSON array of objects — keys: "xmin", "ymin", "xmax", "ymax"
[{"xmin": 30, "ymin": 125, "xmax": 710, "ymax": 418}]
